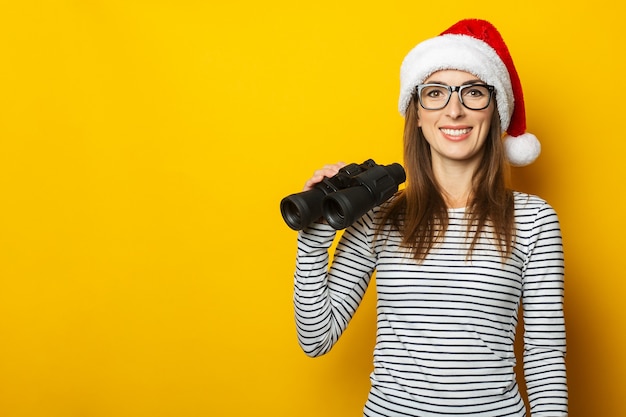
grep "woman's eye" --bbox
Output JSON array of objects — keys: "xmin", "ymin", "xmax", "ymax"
[
  {"xmin": 464, "ymin": 86, "xmax": 489, "ymax": 98},
  {"xmin": 427, "ymin": 89, "xmax": 446, "ymax": 98}
]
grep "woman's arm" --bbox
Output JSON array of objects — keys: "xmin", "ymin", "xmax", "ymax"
[
  {"xmin": 522, "ymin": 203, "xmax": 568, "ymax": 416},
  {"xmin": 293, "ymin": 215, "xmax": 376, "ymax": 357}
]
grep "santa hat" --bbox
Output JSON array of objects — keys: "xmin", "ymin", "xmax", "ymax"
[{"xmin": 398, "ymin": 19, "xmax": 540, "ymax": 166}]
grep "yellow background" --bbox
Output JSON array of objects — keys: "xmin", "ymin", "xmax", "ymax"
[{"xmin": 0, "ymin": 1, "xmax": 623, "ymax": 416}]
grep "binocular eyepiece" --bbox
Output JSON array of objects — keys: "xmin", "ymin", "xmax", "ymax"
[{"xmin": 280, "ymin": 159, "xmax": 406, "ymax": 230}]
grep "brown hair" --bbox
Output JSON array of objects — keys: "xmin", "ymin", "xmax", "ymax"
[{"xmin": 378, "ymin": 95, "xmax": 515, "ymax": 262}]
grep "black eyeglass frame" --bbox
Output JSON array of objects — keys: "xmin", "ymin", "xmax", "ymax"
[{"xmin": 415, "ymin": 83, "xmax": 496, "ymax": 111}]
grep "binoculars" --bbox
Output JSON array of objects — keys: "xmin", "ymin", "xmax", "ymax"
[{"xmin": 280, "ymin": 159, "xmax": 406, "ymax": 230}]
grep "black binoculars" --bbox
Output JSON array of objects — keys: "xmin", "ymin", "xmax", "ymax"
[{"xmin": 280, "ymin": 159, "xmax": 406, "ymax": 230}]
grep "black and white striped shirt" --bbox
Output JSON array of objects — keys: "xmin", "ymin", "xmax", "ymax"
[{"xmin": 294, "ymin": 192, "xmax": 567, "ymax": 416}]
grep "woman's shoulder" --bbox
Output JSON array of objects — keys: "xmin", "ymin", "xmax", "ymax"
[
  {"xmin": 513, "ymin": 190, "xmax": 545, "ymax": 205},
  {"xmin": 512, "ymin": 190, "xmax": 559, "ymax": 217}
]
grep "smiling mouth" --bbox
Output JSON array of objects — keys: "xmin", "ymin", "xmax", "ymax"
[{"xmin": 440, "ymin": 128, "xmax": 472, "ymax": 136}]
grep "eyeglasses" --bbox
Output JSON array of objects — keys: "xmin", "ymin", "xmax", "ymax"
[{"xmin": 415, "ymin": 83, "xmax": 495, "ymax": 111}]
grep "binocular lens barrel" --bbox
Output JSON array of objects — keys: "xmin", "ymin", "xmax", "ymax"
[
  {"xmin": 280, "ymin": 188, "xmax": 326, "ymax": 231},
  {"xmin": 322, "ymin": 163, "xmax": 405, "ymax": 230},
  {"xmin": 322, "ymin": 187, "xmax": 373, "ymax": 230}
]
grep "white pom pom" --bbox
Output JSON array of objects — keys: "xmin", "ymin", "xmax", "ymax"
[{"xmin": 503, "ymin": 133, "xmax": 541, "ymax": 167}]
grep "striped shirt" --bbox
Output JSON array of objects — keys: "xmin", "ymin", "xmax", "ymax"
[{"xmin": 294, "ymin": 192, "xmax": 568, "ymax": 416}]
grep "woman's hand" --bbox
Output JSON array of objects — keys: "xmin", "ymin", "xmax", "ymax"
[{"xmin": 303, "ymin": 162, "xmax": 347, "ymax": 191}]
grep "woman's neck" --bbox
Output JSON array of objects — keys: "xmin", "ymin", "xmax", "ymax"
[{"xmin": 432, "ymin": 159, "xmax": 477, "ymax": 209}]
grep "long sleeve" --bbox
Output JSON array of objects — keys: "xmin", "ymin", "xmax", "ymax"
[
  {"xmin": 522, "ymin": 203, "xmax": 568, "ymax": 416},
  {"xmin": 293, "ymin": 218, "xmax": 376, "ymax": 357}
]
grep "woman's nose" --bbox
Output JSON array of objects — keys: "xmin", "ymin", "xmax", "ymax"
[{"xmin": 446, "ymin": 92, "xmax": 465, "ymax": 118}]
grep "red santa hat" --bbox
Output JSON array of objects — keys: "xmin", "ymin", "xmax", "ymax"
[{"xmin": 398, "ymin": 19, "xmax": 540, "ymax": 166}]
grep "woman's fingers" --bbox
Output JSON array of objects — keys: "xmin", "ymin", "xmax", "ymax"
[{"xmin": 303, "ymin": 162, "xmax": 346, "ymax": 191}]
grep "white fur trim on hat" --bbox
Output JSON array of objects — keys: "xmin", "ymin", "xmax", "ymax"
[{"xmin": 399, "ymin": 33, "xmax": 514, "ymax": 132}]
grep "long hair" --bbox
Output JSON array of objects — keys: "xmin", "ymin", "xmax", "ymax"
[{"xmin": 379, "ymin": 94, "xmax": 515, "ymax": 262}]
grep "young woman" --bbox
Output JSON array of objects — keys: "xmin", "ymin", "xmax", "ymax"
[{"xmin": 292, "ymin": 19, "xmax": 567, "ymax": 416}]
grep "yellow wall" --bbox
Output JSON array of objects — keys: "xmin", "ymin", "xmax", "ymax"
[{"xmin": 0, "ymin": 1, "xmax": 623, "ymax": 416}]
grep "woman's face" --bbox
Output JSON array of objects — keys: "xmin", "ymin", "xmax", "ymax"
[{"xmin": 417, "ymin": 70, "xmax": 495, "ymax": 168}]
